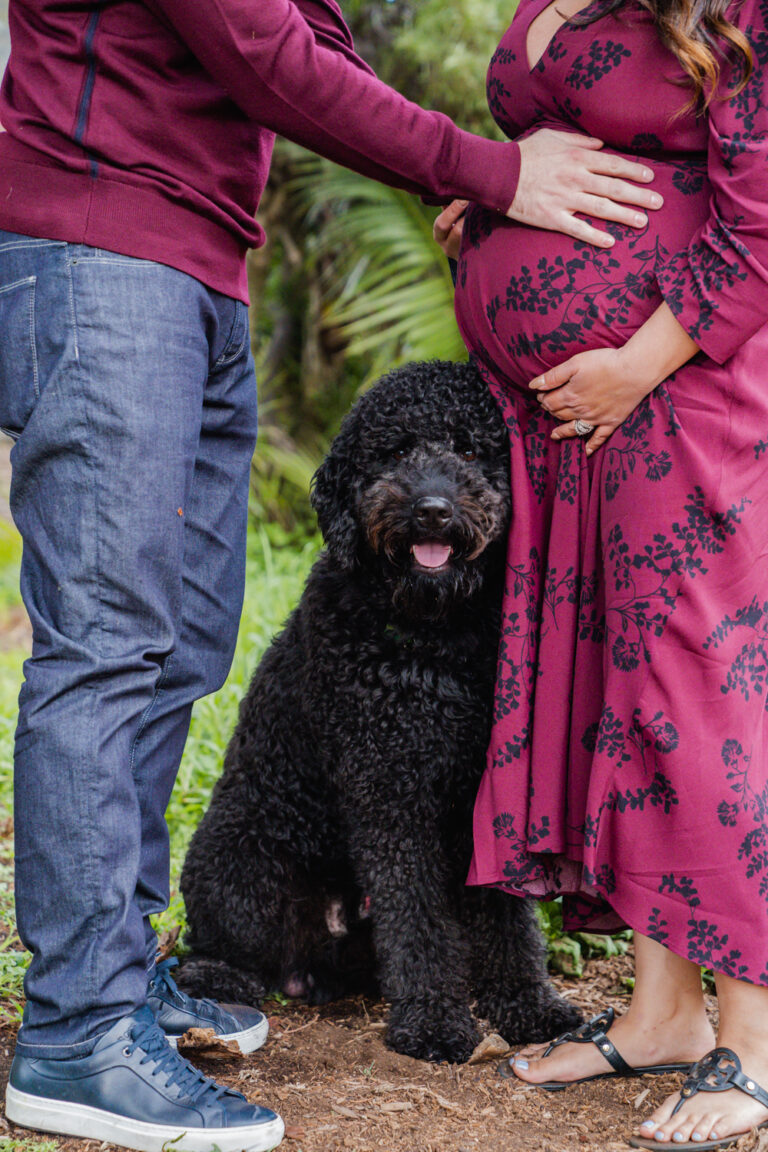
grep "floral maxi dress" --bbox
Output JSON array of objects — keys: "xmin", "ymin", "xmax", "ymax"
[{"xmin": 456, "ymin": 0, "xmax": 768, "ymax": 982}]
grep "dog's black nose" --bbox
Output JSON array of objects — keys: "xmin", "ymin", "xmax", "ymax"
[{"xmin": 414, "ymin": 496, "xmax": 453, "ymax": 532}]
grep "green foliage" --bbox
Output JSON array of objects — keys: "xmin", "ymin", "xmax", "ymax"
[
  {"xmin": 0, "ymin": 856, "xmax": 24, "ymax": 1022},
  {"xmin": 0, "ymin": 519, "xmax": 24, "ymax": 809},
  {"xmin": 540, "ymin": 901, "xmax": 631, "ymax": 977},
  {"xmin": 0, "ymin": 650, "xmax": 21, "ymax": 806},
  {"xmin": 388, "ymin": 0, "xmax": 515, "ymax": 135},
  {"xmin": 0, "ymin": 518, "xmax": 21, "ymax": 610},
  {"xmin": 291, "ymin": 150, "xmax": 466, "ymax": 385},
  {"xmin": 0, "ymin": 1139, "xmax": 60, "ymax": 1152},
  {"xmin": 343, "ymin": 0, "xmax": 514, "ymax": 134}
]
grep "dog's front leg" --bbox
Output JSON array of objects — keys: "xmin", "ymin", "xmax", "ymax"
[
  {"xmin": 344, "ymin": 813, "xmax": 480, "ymax": 1065},
  {"xmin": 463, "ymin": 887, "xmax": 583, "ymax": 1043}
]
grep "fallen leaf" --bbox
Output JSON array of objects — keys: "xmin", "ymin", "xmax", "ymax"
[
  {"xmin": 331, "ymin": 1104, "xmax": 359, "ymax": 1119},
  {"xmin": 431, "ymin": 1093, "xmax": 461, "ymax": 1113},
  {"xmin": 156, "ymin": 926, "xmax": 181, "ymax": 958},
  {"xmin": 467, "ymin": 1033, "xmax": 511, "ymax": 1065},
  {"xmin": 283, "ymin": 1125, "xmax": 307, "ymax": 1141},
  {"xmin": 633, "ymin": 1087, "xmax": 651, "ymax": 1110},
  {"xmin": 176, "ymin": 1027, "xmax": 240, "ymax": 1059}
]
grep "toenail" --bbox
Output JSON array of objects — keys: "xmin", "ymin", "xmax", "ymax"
[
  {"xmin": 641, "ymin": 1121, "xmax": 656, "ymax": 1130},
  {"xmin": 514, "ymin": 1059, "xmax": 529, "ymax": 1069},
  {"xmin": 691, "ymin": 1135, "xmax": 705, "ymax": 1144},
  {"xmin": 672, "ymin": 1135, "xmax": 686, "ymax": 1144}
]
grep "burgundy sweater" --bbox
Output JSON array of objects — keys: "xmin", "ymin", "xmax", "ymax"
[{"xmin": 0, "ymin": 0, "xmax": 521, "ymax": 302}]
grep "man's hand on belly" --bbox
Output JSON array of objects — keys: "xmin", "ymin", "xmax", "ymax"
[{"xmin": 510, "ymin": 129, "xmax": 664, "ymax": 249}]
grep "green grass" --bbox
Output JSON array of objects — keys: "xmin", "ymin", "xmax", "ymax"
[
  {"xmin": 0, "ymin": 1139, "xmax": 60, "ymax": 1152},
  {"xmin": 0, "ymin": 520, "xmax": 23, "ymax": 812}
]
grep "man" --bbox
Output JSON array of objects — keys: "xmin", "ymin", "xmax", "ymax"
[{"xmin": 0, "ymin": 1, "xmax": 661, "ymax": 1149}]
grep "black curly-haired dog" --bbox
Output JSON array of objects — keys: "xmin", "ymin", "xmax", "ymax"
[{"xmin": 179, "ymin": 360, "xmax": 581, "ymax": 1063}]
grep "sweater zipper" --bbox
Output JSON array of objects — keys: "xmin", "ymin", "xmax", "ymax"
[{"xmin": 74, "ymin": 8, "xmax": 101, "ymax": 177}]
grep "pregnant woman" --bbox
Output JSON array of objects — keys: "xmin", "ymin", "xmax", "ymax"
[{"xmin": 439, "ymin": 1, "xmax": 768, "ymax": 1148}]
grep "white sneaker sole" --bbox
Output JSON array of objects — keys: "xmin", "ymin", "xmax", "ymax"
[
  {"xmin": 5, "ymin": 1084, "xmax": 284, "ymax": 1152},
  {"xmin": 165, "ymin": 1014, "xmax": 269, "ymax": 1056}
]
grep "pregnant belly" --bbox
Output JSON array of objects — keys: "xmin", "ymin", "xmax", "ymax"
[{"xmin": 455, "ymin": 156, "xmax": 709, "ymax": 391}]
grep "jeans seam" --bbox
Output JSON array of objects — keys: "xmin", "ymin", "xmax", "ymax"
[
  {"xmin": 0, "ymin": 275, "xmax": 36, "ymax": 296},
  {"xmin": 14, "ymin": 1034, "xmax": 101, "ymax": 1056},
  {"xmin": 129, "ymin": 653, "xmax": 174, "ymax": 778},
  {"xmin": 66, "ymin": 253, "xmax": 103, "ymax": 1007},
  {"xmin": 71, "ymin": 257, "xmax": 161, "ymax": 267},
  {"xmin": 65, "ymin": 257, "xmax": 80, "ymax": 363},
  {"xmin": 0, "ymin": 239, "xmax": 67, "ymax": 254},
  {"xmin": 27, "ymin": 279, "xmax": 40, "ymax": 401}
]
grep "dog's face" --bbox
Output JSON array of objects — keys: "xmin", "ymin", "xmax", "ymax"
[{"xmin": 311, "ymin": 361, "xmax": 510, "ymax": 622}]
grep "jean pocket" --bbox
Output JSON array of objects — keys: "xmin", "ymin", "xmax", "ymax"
[
  {"xmin": 0, "ymin": 275, "xmax": 40, "ymax": 440},
  {"xmin": 213, "ymin": 300, "xmax": 249, "ymax": 368}
]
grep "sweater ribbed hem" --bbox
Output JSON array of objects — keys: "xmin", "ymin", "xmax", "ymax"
[{"xmin": 0, "ymin": 138, "xmax": 255, "ymax": 303}]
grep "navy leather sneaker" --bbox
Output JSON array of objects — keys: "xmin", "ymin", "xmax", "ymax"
[
  {"xmin": 148, "ymin": 958, "xmax": 268, "ymax": 1054},
  {"xmin": 5, "ymin": 1008, "xmax": 284, "ymax": 1152}
]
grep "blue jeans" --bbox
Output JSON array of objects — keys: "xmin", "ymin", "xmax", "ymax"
[{"xmin": 0, "ymin": 232, "xmax": 258, "ymax": 1058}]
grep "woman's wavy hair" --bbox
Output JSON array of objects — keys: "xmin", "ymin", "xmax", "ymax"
[{"xmin": 578, "ymin": 0, "xmax": 753, "ymax": 107}]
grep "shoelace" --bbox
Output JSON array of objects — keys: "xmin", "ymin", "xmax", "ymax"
[
  {"xmin": 151, "ymin": 958, "xmax": 225, "ymax": 1024},
  {"xmin": 127, "ymin": 1016, "xmax": 236, "ymax": 1105}
]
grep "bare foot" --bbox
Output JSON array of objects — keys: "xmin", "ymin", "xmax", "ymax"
[
  {"xmin": 635, "ymin": 1042, "xmax": 768, "ymax": 1147},
  {"xmin": 510, "ymin": 1008, "xmax": 715, "ymax": 1087}
]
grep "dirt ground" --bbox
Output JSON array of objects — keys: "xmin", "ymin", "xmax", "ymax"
[{"xmin": 2, "ymin": 954, "xmax": 763, "ymax": 1152}]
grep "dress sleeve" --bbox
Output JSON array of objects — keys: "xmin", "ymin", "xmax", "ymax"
[
  {"xmin": 656, "ymin": 0, "xmax": 768, "ymax": 364},
  {"xmin": 147, "ymin": 0, "xmax": 521, "ymax": 214}
]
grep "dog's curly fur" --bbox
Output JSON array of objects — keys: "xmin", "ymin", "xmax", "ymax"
[{"xmin": 179, "ymin": 361, "xmax": 581, "ymax": 1063}]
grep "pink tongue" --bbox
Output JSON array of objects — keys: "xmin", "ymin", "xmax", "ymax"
[{"xmin": 412, "ymin": 541, "xmax": 452, "ymax": 569}]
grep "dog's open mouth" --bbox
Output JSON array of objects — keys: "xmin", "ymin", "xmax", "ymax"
[{"xmin": 411, "ymin": 540, "xmax": 454, "ymax": 572}]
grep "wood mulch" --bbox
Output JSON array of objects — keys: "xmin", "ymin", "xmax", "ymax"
[{"xmin": 2, "ymin": 955, "xmax": 763, "ymax": 1152}]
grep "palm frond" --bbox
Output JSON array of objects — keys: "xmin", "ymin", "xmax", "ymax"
[{"xmin": 289, "ymin": 151, "xmax": 467, "ymax": 384}]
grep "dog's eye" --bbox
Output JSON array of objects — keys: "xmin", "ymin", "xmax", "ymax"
[
  {"xmin": 392, "ymin": 447, "xmax": 409, "ymax": 461},
  {"xmin": 460, "ymin": 448, "xmax": 477, "ymax": 462}
]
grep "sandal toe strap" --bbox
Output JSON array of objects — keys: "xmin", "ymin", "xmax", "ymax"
[
  {"xmin": 672, "ymin": 1048, "xmax": 768, "ymax": 1116},
  {"xmin": 541, "ymin": 1006, "xmax": 633, "ymax": 1075}
]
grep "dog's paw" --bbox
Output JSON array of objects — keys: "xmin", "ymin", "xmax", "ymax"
[
  {"xmin": 386, "ymin": 1003, "xmax": 480, "ymax": 1064},
  {"xmin": 484, "ymin": 986, "xmax": 583, "ymax": 1046}
]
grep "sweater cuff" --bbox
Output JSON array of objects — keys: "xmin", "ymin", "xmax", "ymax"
[{"xmin": 453, "ymin": 134, "xmax": 521, "ymax": 215}]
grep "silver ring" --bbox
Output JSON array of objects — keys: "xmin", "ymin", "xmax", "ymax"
[{"xmin": 573, "ymin": 419, "xmax": 595, "ymax": 437}]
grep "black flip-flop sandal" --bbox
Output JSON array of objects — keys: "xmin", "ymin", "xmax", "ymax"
[
  {"xmin": 628, "ymin": 1047, "xmax": 768, "ymax": 1150},
  {"xmin": 498, "ymin": 1007, "xmax": 692, "ymax": 1091}
]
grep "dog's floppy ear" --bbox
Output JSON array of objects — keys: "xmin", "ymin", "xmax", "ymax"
[{"xmin": 311, "ymin": 433, "xmax": 360, "ymax": 570}]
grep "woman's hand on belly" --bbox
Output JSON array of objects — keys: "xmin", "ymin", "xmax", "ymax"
[{"xmin": 530, "ymin": 303, "xmax": 700, "ymax": 454}]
